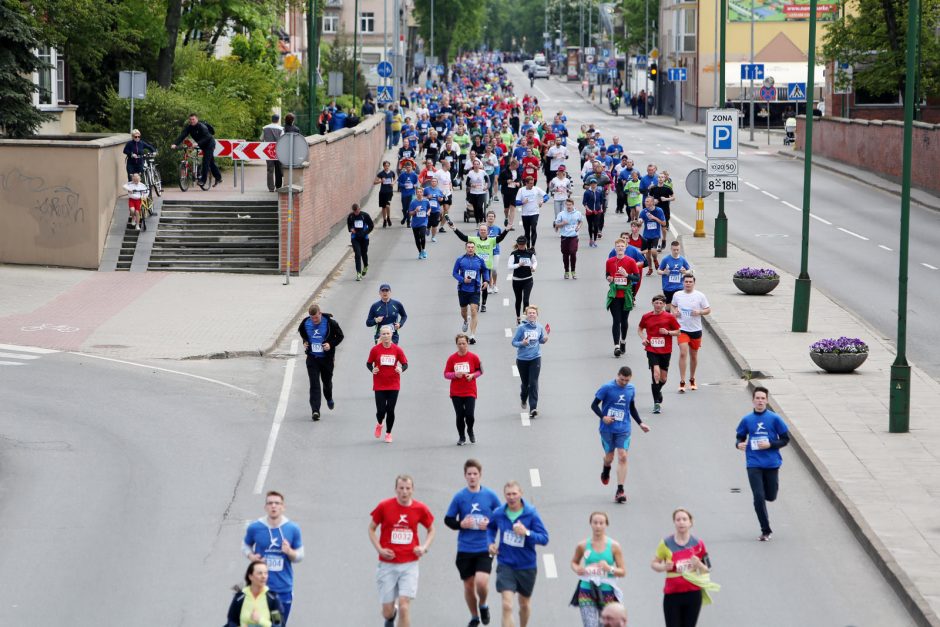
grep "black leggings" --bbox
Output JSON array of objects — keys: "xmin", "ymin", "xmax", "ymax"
[
  {"xmin": 512, "ymin": 278, "xmax": 533, "ymax": 317},
  {"xmin": 375, "ymin": 390, "xmax": 399, "ymax": 432},
  {"xmin": 663, "ymin": 590, "xmax": 702, "ymax": 627},
  {"xmin": 586, "ymin": 213, "xmax": 601, "ymax": 240},
  {"xmin": 522, "ymin": 215, "xmax": 539, "ymax": 249},
  {"xmin": 469, "ymin": 193, "xmax": 487, "ymax": 223},
  {"xmin": 412, "ymin": 226, "xmax": 426, "ymax": 252},
  {"xmin": 352, "ymin": 238, "xmax": 369, "ymax": 273},
  {"xmin": 452, "ymin": 396, "xmax": 476, "ymax": 439},
  {"xmin": 608, "ymin": 298, "xmax": 630, "ymax": 345},
  {"xmin": 660, "ymin": 206, "xmax": 671, "ymax": 244}
]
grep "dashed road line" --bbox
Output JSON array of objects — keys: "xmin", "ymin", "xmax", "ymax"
[
  {"xmin": 0, "ymin": 361, "xmax": 24, "ymax": 366},
  {"xmin": 0, "ymin": 351, "xmax": 40, "ymax": 361},
  {"xmin": 543, "ymin": 554, "xmax": 558, "ymax": 578},
  {"xmin": 520, "ymin": 411, "xmax": 531, "ymax": 427},
  {"xmin": 505, "ymin": 328, "xmax": 512, "ymax": 338},
  {"xmin": 781, "ymin": 201, "xmax": 800, "ymax": 211},
  {"xmin": 837, "ymin": 227, "xmax": 869, "ymax": 241},
  {"xmin": 761, "ymin": 190, "xmax": 780, "ymax": 200},
  {"xmin": 923, "ymin": 263, "xmax": 939, "ymax": 271},
  {"xmin": 810, "ymin": 214, "xmax": 832, "ymax": 225},
  {"xmin": 529, "ymin": 468, "xmax": 542, "ymax": 487},
  {"xmin": 512, "ymin": 364, "xmax": 519, "ymax": 377},
  {"xmin": 253, "ymin": 339, "xmax": 300, "ymax": 494},
  {"xmin": 745, "ymin": 182, "xmax": 760, "ymax": 190},
  {"xmin": 503, "ymin": 298, "xmax": 510, "ymax": 307},
  {"xmin": 0, "ymin": 343, "xmax": 57, "ymax": 354},
  {"xmin": 878, "ymin": 245, "xmax": 893, "ymax": 251}
]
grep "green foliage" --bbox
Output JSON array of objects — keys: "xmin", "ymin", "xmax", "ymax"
[
  {"xmin": 0, "ymin": 0, "xmax": 54, "ymax": 137},
  {"xmin": 320, "ymin": 31, "xmax": 369, "ymax": 105},
  {"xmin": 413, "ymin": 0, "xmax": 485, "ymax": 63},
  {"xmin": 230, "ymin": 30, "xmax": 279, "ymax": 68}
]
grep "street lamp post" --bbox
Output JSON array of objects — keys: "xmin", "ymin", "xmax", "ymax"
[
  {"xmin": 430, "ymin": 0, "xmax": 434, "ymax": 63},
  {"xmin": 353, "ymin": 0, "xmax": 360, "ymax": 112},
  {"xmin": 307, "ymin": 0, "xmax": 320, "ymax": 135},
  {"xmin": 644, "ymin": 0, "xmax": 649, "ymax": 97},
  {"xmin": 749, "ymin": 0, "xmax": 755, "ymax": 141},
  {"xmin": 714, "ymin": 0, "xmax": 728, "ymax": 257}
]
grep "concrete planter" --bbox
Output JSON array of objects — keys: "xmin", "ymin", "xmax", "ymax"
[
  {"xmin": 733, "ymin": 277, "xmax": 780, "ymax": 295},
  {"xmin": 810, "ymin": 351, "xmax": 868, "ymax": 373}
]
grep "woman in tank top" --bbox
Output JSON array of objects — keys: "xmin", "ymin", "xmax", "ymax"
[{"xmin": 569, "ymin": 511, "xmax": 625, "ymax": 627}]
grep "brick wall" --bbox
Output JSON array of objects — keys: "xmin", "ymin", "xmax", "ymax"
[
  {"xmin": 279, "ymin": 114, "xmax": 386, "ymax": 272},
  {"xmin": 795, "ymin": 116, "xmax": 940, "ymax": 196}
]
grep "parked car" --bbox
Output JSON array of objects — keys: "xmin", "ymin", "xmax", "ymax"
[{"xmin": 532, "ymin": 64, "xmax": 550, "ymax": 79}]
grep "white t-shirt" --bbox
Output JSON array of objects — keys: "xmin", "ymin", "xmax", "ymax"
[
  {"xmin": 435, "ymin": 169, "xmax": 453, "ymax": 194},
  {"xmin": 123, "ymin": 182, "xmax": 149, "ymax": 200},
  {"xmin": 549, "ymin": 177, "xmax": 572, "ymax": 200},
  {"xmin": 467, "ymin": 170, "xmax": 488, "ymax": 195},
  {"xmin": 547, "ymin": 145, "xmax": 569, "ymax": 170},
  {"xmin": 671, "ymin": 290, "xmax": 710, "ymax": 333},
  {"xmin": 516, "ymin": 187, "xmax": 545, "ymax": 217}
]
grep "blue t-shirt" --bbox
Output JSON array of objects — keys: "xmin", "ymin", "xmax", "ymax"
[
  {"xmin": 409, "ymin": 198, "xmax": 430, "ymax": 227},
  {"xmin": 424, "ymin": 188, "xmax": 443, "ymax": 213},
  {"xmin": 607, "ymin": 143, "xmax": 624, "ymax": 158},
  {"xmin": 303, "ymin": 318, "xmax": 329, "ymax": 356},
  {"xmin": 659, "ymin": 255, "xmax": 691, "ymax": 292},
  {"xmin": 736, "ymin": 409, "xmax": 789, "ymax": 469},
  {"xmin": 488, "ymin": 225, "xmax": 503, "ymax": 253},
  {"xmin": 398, "ymin": 171, "xmax": 418, "ymax": 196},
  {"xmin": 446, "ymin": 486, "xmax": 502, "ymax": 553},
  {"xmin": 640, "ymin": 207, "xmax": 665, "ymax": 240},
  {"xmin": 243, "ymin": 518, "xmax": 304, "ymax": 594},
  {"xmin": 594, "ymin": 380, "xmax": 635, "ymax": 435}
]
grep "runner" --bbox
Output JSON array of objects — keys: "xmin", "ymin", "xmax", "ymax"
[
  {"xmin": 367, "ymin": 326, "xmax": 408, "ymax": 443},
  {"xmin": 369, "ymin": 475, "xmax": 436, "ymax": 627},
  {"xmin": 736, "ymin": 387, "xmax": 790, "ymax": 541},
  {"xmin": 546, "ymin": 136, "xmax": 569, "ymax": 186},
  {"xmin": 425, "ymin": 175, "xmax": 445, "ymax": 242},
  {"xmin": 444, "ymin": 333, "xmax": 483, "ymax": 445},
  {"xmin": 639, "ymin": 197, "xmax": 666, "ymax": 275},
  {"xmin": 512, "ymin": 305, "xmax": 549, "ymax": 418},
  {"xmin": 408, "ymin": 187, "xmax": 430, "ymax": 259},
  {"xmin": 347, "ymin": 202, "xmax": 374, "ymax": 281},
  {"xmin": 375, "ymin": 160, "xmax": 396, "ymax": 227},
  {"xmin": 450, "ymin": 222, "xmax": 511, "ymax": 314},
  {"xmin": 436, "ymin": 154, "xmax": 456, "ymax": 231},
  {"xmin": 651, "ymin": 508, "xmax": 715, "ymax": 627},
  {"xmin": 548, "ymin": 166, "xmax": 573, "ymax": 220},
  {"xmin": 243, "ymin": 491, "xmax": 304, "ymax": 625},
  {"xmin": 445, "ymin": 459, "xmax": 502, "ymax": 626},
  {"xmin": 499, "ymin": 157, "xmax": 522, "ymax": 229},
  {"xmin": 298, "ymin": 304, "xmax": 344, "ymax": 421},
  {"xmin": 466, "ymin": 159, "xmax": 490, "ymax": 224},
  {"xmin": 515, "ymin": 176, "xmax": 546, "ymax": 251},
  {"xmin": 554, "ymin": 197, "xmax": 583, "ymax": 279},
  {"xmin": 657, "ymin": 241, "xmax": 692, "ymax": 305},
  {"xmin": 507, "ymin": 236, "xmax": 537, "ymax": 324},
  {"xmin": 485, "ymin": 210, "xmax": 506, "ymax": 294},
  {"xmin": 398, "ymin": 160, "xmax": 418, "ymax": 226},
  {"xmin": 624, "ymin": 170, "xmax": 641, "ymax": 221},
  {"xmin": 366, "ymin": 283, "xmax": 408, "ymax": 344},
  {"xmin": 671, "ymin": 275, "xmax": 711, "ymax": 393},
  {"xmin": 649, "ymin": 173, "xmax": 676, "ymax": 250},
  {"xmin": 605, "ymin": 239, "xmax": 641, "ymax": 358},
  {"xmin": 486, "ymin": 481, "xmax": 550, "ymax": 627},
  {"xmin": 583, "ymin": 178, "xmax": 604, "ymax": 248},
  {"xmin": 590, "ymin": 366, "xmax": 651, "ymax": 503},
  {"xmin": 569, "ymin": 512, "xmax": 626, "ymax": 626},
  {"xmin": 637, "ymin": 294, "xmax": 680, "ymax": 414}
]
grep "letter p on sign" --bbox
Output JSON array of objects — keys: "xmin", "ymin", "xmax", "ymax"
[{"xmin": 712, "ymin": 125, "xmax": 732, "ymax": 150}]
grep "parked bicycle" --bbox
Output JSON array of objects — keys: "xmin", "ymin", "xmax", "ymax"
[
  {"xmin": 141, "ymin": 152, "xmax": 163, "ymax": 197},
  {"xmin": 177, "ymin": 145, "xmax": 206, "ymax": 192}
]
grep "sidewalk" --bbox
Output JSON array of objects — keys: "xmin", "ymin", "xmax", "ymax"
[{"xmin": 683, "ymin": 233, "xmax": 940, "ymax": 626}]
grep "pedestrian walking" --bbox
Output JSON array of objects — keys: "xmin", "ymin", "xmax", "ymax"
[
  {"xmin": 298, "ymin": 303, "xmax": 344, "ymax": 421},
  {"xmin": 445, "ymin": 459, "xmax": 502, "ymax": 626},
  {"xmin": 512, "ymin": 306, "xmax": 549, "ymax": 419},
  {"xmin": 242, "ymin": 491, "xmax": 304, "ymax": 625},
  {"xmin": 651, "ymin": 508, "xmax": 718, "ymax": 627},
  {"xmin": 671, "ymin": 275, "xmax": 711, "ymax": 392},
  {"xmin": 569, "ymin": 512, "xmax": 626, "ymax": 627},
  {"xmin": 637, "ymin": 295, "xmax": 680, "ymax": 414},
  {"xmin": 486, "ymin": 481, "xmax": 550, "ymax": 627},
  {"xmin": 736, "ymin": 387, "xmax": 790, "ymax": 541},
  {"xmin": 368, "ymin": 326, "xmax": 408, "ymax": 443},
  {"xmin": 366, "ymin": 284, "xmax": 408, "ymax": 344},
  {"xmin": 122, "ymin": 129, "xmax": 156, "ymax": 181},
  {"xmin": 348, "ymin": 203, "xmax": 374, "ymax": 281},
  {"xmin": 225, "ymin": 560, "xmax": 285, "ymax": 627},
  {"xmin": 444, "ymin": 333, "xmax": 483, "ymax": 445},
  {"xmin": 262, "ymin": 114, "xmax": 284, "ymax": 191},
  {"xmin": 369, "ymin": 475, "xmax": 436, "ymax": 627}
]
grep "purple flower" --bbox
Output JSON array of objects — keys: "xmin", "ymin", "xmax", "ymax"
[
  {"xmin": 733, "ymin": 267, "xmax": 779, "ymax": 280},
  {"xmin": 809, "ymin": 337, "xmax": 869, "ymax": 354}
]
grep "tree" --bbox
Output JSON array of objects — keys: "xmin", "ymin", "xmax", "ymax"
[
  {"xmin": 412, "ymin": 0, "xmax": 485, "ymax": 66},
  {"xmin": 321, "ymin": 31, "xmax": 368, "ymax": 105},
  {"xmin": 158, "ymin": 0, "xmax": 184, "ymax": 87},
  {"xmin": 0, "ymin": 0, "xmax": 53, "ymax": 137}
]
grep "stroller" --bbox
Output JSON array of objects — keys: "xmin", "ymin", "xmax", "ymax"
[{"xmin": 783, "ymin": 117, "xmax": 796, "ymax": 146}]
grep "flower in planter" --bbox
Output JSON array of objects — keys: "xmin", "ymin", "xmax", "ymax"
[
  {"xmin": 733, "ymin": 267, "xmax": 779, "ymax": 280},
  {"xmin": 809, "ymin": 337, "xmax": 869, "ymax": 355}
]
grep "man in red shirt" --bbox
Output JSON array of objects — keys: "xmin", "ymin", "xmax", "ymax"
[
  {"xmin": 367, "ymin": 326, "xmax": 408, "ymax": 443},
  {"xmin": 369, "ymin": 475, "xmax": 436, "ymax": 627},
  {"xmin": 605, "ymin": 239, "xmax": 641, "ymax": 358},
  {"xmin": 444, "ymin": 333, "xmax": 483, "ymax": 445},
  {"xmin": 637, "ymin": 294, "xmax": 681, "ymax": 414},
  {"xmin": 521, "ymin": 149, "xmax": 541, "ymax": 185}
]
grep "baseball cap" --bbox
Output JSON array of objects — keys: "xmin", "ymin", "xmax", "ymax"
[
  {"xmin": 515, "ymin": 235, "xmax": 528, "ymax": 244},
  {"xmin": 379, "ymin": 284, "xmax": 391, "ymax": 291},
  {"xmin": 557, "ymin": 165, "xmax": 566, "ymax": 171}
]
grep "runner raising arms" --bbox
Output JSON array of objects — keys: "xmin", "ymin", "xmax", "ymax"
[
  {"xmin": 637, "ymin": 294, "xmax": 680, "ymax": 414},
  {"xmin": 367, "ymin": 326, "xmax": 408, "ymax": 443},
  {"xmin": 591, "ymin": 366, "xmax": 650, "ymax": 504}
]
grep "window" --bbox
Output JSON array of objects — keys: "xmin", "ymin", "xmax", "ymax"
[
  {"xmin": 56, "ymin": 56, "xmax": 66, "ymax": 103},
  {"xmin": 323, "ymin": 14, "xmax": 338, "ymax": 33},
  {"xmin": 33, "ymin": 46, "xmax": 58, "ymax": 107},
  {"xmin": 360, "ymin": 12, "xmax": 375, "ymax": 33},
  {"xmin": 677, "ymin": 9, "xmax": 696, "ymax": 53}
]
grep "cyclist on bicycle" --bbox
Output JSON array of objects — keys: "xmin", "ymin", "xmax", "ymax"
[
  {"xmin": 171, "ymin": 113, "xmax": 222, "ymax": 189},
  {"xmin": 123, "ymin": 129, "xmax": 156, "ymax": 182},
  {"xmin": 123, "ymin": 173, "xmax": 149, "ymax": 231}
]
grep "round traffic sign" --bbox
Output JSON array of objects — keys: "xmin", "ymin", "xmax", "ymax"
[
  {"xmin": 608, "ymin": 59, "xmax": 617, "ymax": 68},
  {"xmin": 377, "ymin": 61, "xmax": 393, "ymax": 78},
  {"xmin": 277, "ymin": 132, "xmax": 309, "ymax": 168},
  {"xmin": 684, "ymin": 168, "xmax": 712, "ymax": 199},
  {"xmin": 759, "ymin": 86, "xmax": 776, "ymax": 102}
]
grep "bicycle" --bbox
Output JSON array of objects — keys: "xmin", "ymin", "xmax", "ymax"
[
  {"xmin": 139, "ymin": 188, "xmax": 153, "ymax": 231},
  {"xmin": 177, "ymin": 146, "xmax": 205, "ymax": 192},
  {"xmin": 141, "ymin": 152, "xmax": 163, "ymax": 197}
]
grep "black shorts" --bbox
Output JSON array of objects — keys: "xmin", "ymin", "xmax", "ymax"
[
  {"xmin": 428, "ymin": 212, "xmax": 441, "ymax": 227},
  {"xmin": 664, "ymin": 289, "xmax": 680, "ymax": 304},
  {"xmin": 456, "ymin": 552, "xmax": 493, "ymax": 580},
  {"xmin": 379, "ymin": 190, "xmax": 394, "ymax": 207},
  {"xmin": 458, "ymin": 290, "xmax": 481, "ymax": 307},
  {"xmin": 642, "ymin": 238, "xmax": 659, "ymax": 251},
  {"xmin": 442, "ymin": 194, "xmax": 453, "ymax": 206},
  {"xmin": 647, "ymin": 351, "xmax": 672, "ymax": 371},
  {"xmin": 496, "ymin": 564, "xmax": 537, "ymax": 597}
]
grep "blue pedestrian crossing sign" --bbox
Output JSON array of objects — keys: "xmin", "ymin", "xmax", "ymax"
[
  {"xmin": 377, "ymin": 61, "xmax": 393, "ymax": 78},
  {"xmin": 377, "ymin": 85, "xmax": 394, "ymax": 103},
  {"xmin": 787, "ymin": 82, "xmax": 807, "ymax": 101}
]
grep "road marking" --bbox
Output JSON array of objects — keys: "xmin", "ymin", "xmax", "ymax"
[
  {"xmin": 670, "ymin": 224, "xmax": 679, "ymax": 238},
  {"xmin": 505, "ymin": 328, "xmax": 512, "ymax": 338},
  {"xmin": 503, "ymin": 298, "xmax": 509, "ymax": 307},
  {"xmin": 632, "ymin": 150, "xmax": 646, "ymax": 155},
  {"xmin": 529, "ymin": 468, "xmax": 542, "ymax": 487},
  {"xmin": 781, "ymin": 201, "xmax": 800, "ymax": 211},
  {"xmin": 672, "ymin": 216, "xmax": 693, "ymax": 233},
  {"xmin": 745, "ymin": 182, "xmax": 760, "ymax": 190},
  {"xmin": 681, "ymin": 151, "xmax": 707, "ymax": 164},
  {"xmin": 761, "ymin": 190, "xmax": 780, "ymax": 200},
  {"xmin": 512, "ymin": 364, "xmax": 519, "ymax": 377},
  {"xmin": 534, "ymin": 84, "xmax": 549, "ymax": 99},
  {"xmin": 520, "ymin": 412, "xmax": 531, "ymax": 426},
  {"xmin": 66, "ymin": 352, "xmax": 259, "ymax": 395},
  {"xmin": 0, "ymin": 343, "xmax": 57, "ymax": 354},
  {"xmin": 0, "ymin": 361, "xmax": 24, "ymax": 366},
  {"xmin": 810, "ymin": 214, "xmax": 832, "ymax": 225},
  {"xmin": 837, "ymin": 227, "xmax": 869, "ymax": 241},
  {"xmin": 923, "ymin": 263, "xmax": 939, "ymax": 270},
  {"xmin": 879, "ymin": 245, "xmax": 893, "ymax": 251},
  {"xmin": 0, "ymin": 351, "xmax": 40, "ymax": 360},
  {"xmin": 543, "ymin": 554, "xmax": 558, "ymax": 578},
  {"xmin": 254, "ymin": 339, "xmax": 300, "ymax": 494}
]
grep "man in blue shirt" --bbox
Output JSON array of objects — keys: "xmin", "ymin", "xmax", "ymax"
[
  {"xmin": 397, "ymin": 161, "xmax": 418, "ymax": 226},
  {"xmin": 606, "ymin": 135, "xmax": 624, "ymax": 160},
  {"xmin": 657, "ymin": 241, "xmax": 692, "ymax": 304},
  {"xmin": 366, "ymin": 284, "xmax": 408, "ymax": 344},
  {"xmin": 409, "ymin": 187, "xmax": 431, "ymax": 259},
  {"xmin": 445, "ymin": 459, "xmax": 502, "ymax": 627},
  {"xmin": 297, "ymin": 303, "xmax": 344, "ymax": 420},
  {"xmin": 736, "ymin": 386, "xmax": 790, "ymax": 541},
  {"xmin": 452, "ymin": 241, "xmax": 490, "ymax": 345},
  {"xmin": 590, "ymin": 366, "xmax": 650, "ymax": 503},
  {"xmin": 639, "ymin": 163, "xmax": 659, "ymax": 205}
]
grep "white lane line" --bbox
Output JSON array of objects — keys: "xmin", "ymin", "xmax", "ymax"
[
  {"xmin": 681, "ymin": 151, "xmax": 707, "ymax": 164},
  {"xmin": 837, "ymin": 227, "xmax": 869, "ymax": 241},
  {"xmin": 512, "ymin": 364, "xmax": 519, "ymax": 377},
  {"xmin": 503, "ymin": 298, "xmax": 510, "ymax": 307},
  {"xmin": 879, "ymin": 245, "xmax": 893, "ymax": 251},
  {"xmin": 0, "ymin": 351, "xmax": 40, "ymax": 360},
  {"xmin": 67, "ymin": 352, "xmax": 258, "ymax": 395},
  {"xmin": 659, "ymin": 150, "xmax": 672, "ymax": 155},
  {"xmin": 520, "ymin": 412, "xmax": 531, "ymax": 427},
  {"xmin": 529, "ymin": 468, "xmax": 542, "ymax": 487},
  {"xmin": 534, "ymin": 84, "xmax": 549, "ymax": 99},
  {"xmin": 672, "ymin": 215, "xmax": 694, "ymax": 233},
  {"xmin": 254, "ymin": 339, "xmax": 300, "ymax": 494},
  {"xmin": 632, "ymin": 150, "xmax": 646, "ymax": 155},
  {"xmin": 810, "ymin": 214, "xmax": 832, "ymax": 225},
  {"xmin": 543, "ymin": 554, "xmax": 558, "ymax": 578},
  {"xmin": 0, "ymin": 361, "xmax": 24, "ymax": 366},
  {"xmin": 781, "ymin": 201, "xmax": 800, "ymax": 211},
  {"xmin": 505, "ymin": 328, "xmax": 512, "ymax": 338},
  {"xmin": 745, "ymin": 182, "xmax": 760, "ymax": 190},
  {"xmin": 923, "ymin": 263, "xmax": 939, "ymax": 271},
  {"xmin": 761, "ymin": 190, "xmax": 780, "ymax": 200},
  {"xmin": 0, "ymin": 343, "xmax": 57, "ymax": 354}
]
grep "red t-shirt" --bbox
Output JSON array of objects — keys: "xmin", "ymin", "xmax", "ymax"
[
  {"xmin": 606, "ymin": 255, "xmax": 640, "ymax": 299},
  {"xmin": 371, "ymin": 497, "xmax": 434, "ymax": 563},
  {"xmin": 368, "ymin": 343, "xmax": 407, "ymax": 391},
  {"xmin": 628, "ymin": 235, "xmax": 644, "ymax": 250},
  {"xmin": 521, "ymin": 156, "xmax": 540, "ymax": 182},
  {"xmin": 445, "ymin": 351, "xmax": 482, "ymax": 398},
  {"xmin": 639, "ymin": 310, "xmax": 680, "ymax": 354}
]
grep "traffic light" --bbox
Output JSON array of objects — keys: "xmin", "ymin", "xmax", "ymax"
[{"xmin": 648, "ymin": 63, "xmax": 658, "ymax": 80}]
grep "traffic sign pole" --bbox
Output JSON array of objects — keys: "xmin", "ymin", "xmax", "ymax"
[{"xmin": 716, "ymin": 0, "xmax": 728, "ymax": 258}]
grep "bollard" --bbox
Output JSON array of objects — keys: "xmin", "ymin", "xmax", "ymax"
[{"xmin": 694, "ymin": 196, "xmax": 706, "ymax": 237}]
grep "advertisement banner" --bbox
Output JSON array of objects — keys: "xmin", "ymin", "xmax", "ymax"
[
  {"xmin": 728, "ymin": 0, "xmax": 839, "ymax": 22},
  {"xmin": 567, "ymin": 48, "xmax": 580, "ymax": 81}
]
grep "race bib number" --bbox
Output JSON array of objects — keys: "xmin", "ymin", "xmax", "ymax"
[
  {"xmin": 478, "ymin": 252, "xmax": 489, "ymax": 260},
  {"xmin": 429, "ymin": 200, "xmax": 439, "ymax": 209},
  {"xmin": 354, "ymin": 220, "xmax": 364, "ymax": 229},
  {"xmin": 416, "ymin": 210, "xmax": 426, "ymax": 218},
  {"xmin": 669, "ymin": 274, "xmax": 681, "ymax": 283},
  {"xmin": 520, "ymin": 258, "xmax": 532, "ymax": 267},
  {"xmin": 391, "ymin": 528, "xmax": 414, "ymax": 545},
  {"xmin": 646, "ymin": 222, "xmax": 657, "ymax": 231},
  {"xmin": 310, "ymin": 343, "xmax": 324, "ymax": 353},
  {"xmin": 607, "ymin": 409, "xmax": 625, "ymax": 422},
  {"xmin": 614, "ymin": 276, "xmax": 629, "ymax": 286},
  {"xmin": 454, "ymin": 362, "xmax": 471, "ymax": 374},
  {"xmin": 464, "ymin": 270, "xmax": 477, "ymax": 280},
  {"xmin": 750, "ymin": 436, "xmax": 770, "ymax": 450},
  {"xmin": 675, "ymin": 559, "xmax": 693, "ymax": 573},
  {"xmin": 404, "ymin": 182, "xmax": 414, "ymax": 190},
  {"xmin": 524, "ymin": 330, "xmax": 539, "ymax": 342},
  {"xmin": 502, "ymin": 530, "xmax": 526, "ymax": 548},
  {"xmin": 266, "ymin": 555, "xmax": 284, "ymax": 572},
  {"xmin": 680, "ymin": 308, "xmax": 692, "ymax": 319},
  {"xmin": 380, "ymin": 354, "xmax": 397, "ymax": 366},
  {"xmin": 650, "ymin": 337, "xmax": 666, "ymax": 348}
]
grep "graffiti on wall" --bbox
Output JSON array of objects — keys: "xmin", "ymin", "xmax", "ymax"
[{"xmin": 0, "ymin": 168, "xmax": 87, "ymax": 247}]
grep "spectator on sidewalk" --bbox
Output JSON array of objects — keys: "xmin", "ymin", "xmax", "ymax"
[
  {"xmin": 637, "ymin": 91, "xmax": 647, "ymax": 119},
  {"xmin": 283, "ymin": 112, "xmax": 302, "ymax": 135},
  {"xmin": 362, "ymin": 96, "xmax": 376, "ymax": 116},
  {"xmin": 298, "ymin": 304, "xmax": 344, "ymax": 421},
  {"xmin": 262, "ymin": 114, "xmax": 284, "ymax": 192}
]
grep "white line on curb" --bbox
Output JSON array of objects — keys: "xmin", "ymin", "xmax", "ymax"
[
  {"xmin": 0, "ymin": 343, "xmax": 57, "ymax": 354},
  {"xmin": 529, "ymin": 468, "xmax": 542, "ymax": 487},
  {"xmin": 0, "ymin": 361, "xmax": 24, "ymax": 366},
  {"xmin": 543, "ymin": 554, "xmax": 558, "ymax": 578},
  {"xmin": 0, "ymin": 352, "xmax": 40, "ymax": 360},
  {"xmin": 253, "ymin": 339, "xmax": 299, "ymax": 494},
  {"xmin": 837, "ymin": 227, "xmax": 869, "ymax": 241}
]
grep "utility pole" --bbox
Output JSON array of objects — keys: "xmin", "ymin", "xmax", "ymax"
[
  {"xmin": 714, "ymin": 0, "xmax": 727, "ymax": 256},
  {"xmin": 714, "ymin": 0, "xmax": 719, "ymax": 106},
  {"xmin": 383, "ymin": 0, "xmax": 388, "ymax": 100},
  {"xmin": 307, "ymin": 0, "xmax": 320, "ymax": 134},
  {"xmin": 353, "ymin": 0, "xmax": 360, "ymax": 112},
  {"xmin": 644, "ymin": 0, "xmax": 649, "ymax": 97},
  {"xmin": 749, "ymin": 0, "xmax": 755, "ymax": 141},
  {"xmin": 430, "ymin": 0, "xmax": 434, "ymax": 63}
]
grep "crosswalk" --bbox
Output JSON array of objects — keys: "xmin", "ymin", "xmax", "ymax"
[{"xmin": 0, "ymin": 343, "xmax": 58, "ymax": 367}]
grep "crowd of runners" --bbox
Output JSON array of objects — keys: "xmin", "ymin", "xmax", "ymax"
[{"xmin": 231, "ymin": 53, "xmax": 791, "ymax": 627}]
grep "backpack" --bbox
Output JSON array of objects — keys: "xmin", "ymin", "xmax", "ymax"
[{"xmin": 204, "ymin": 122, "xmax": 215, "ymax": 135}]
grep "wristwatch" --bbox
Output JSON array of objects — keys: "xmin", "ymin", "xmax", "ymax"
[{"xmin": 525, "ymin": 529, "xmax": 531, "ymax": 537}]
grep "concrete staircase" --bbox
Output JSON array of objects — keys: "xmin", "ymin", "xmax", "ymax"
[
  {"xmin": 148, "ymin": 199, "xmax": 280, "ymax": 273},
  {"xmin": 115, "ymin": 221, "xmax": 142, "ymax": 271}
]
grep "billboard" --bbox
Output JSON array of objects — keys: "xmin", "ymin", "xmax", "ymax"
[{"xmin": 728, "ymin": 0, "xmax": 840, "ymax": 22}]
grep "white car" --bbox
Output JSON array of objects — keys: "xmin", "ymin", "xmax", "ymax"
[{"xmin": 531, "ymin": 64, "xmax": 550, "ymax": 79}]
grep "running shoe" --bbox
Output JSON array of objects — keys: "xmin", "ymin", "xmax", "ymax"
[
  {"xmin": 385, "ymin": 433, "xmax": 393, "ymax": 443},
  {"xmin": 759, "ymin": 533, "xmax": 772, "ymax": 542},
  {"xmin": 480, "ymin": 305, "xmax": 487, "ymax": 312},
  {"xmin": 468, "ymin": 619, "xmax": 481, "ymax": 627},
  {"xmin": 529, "ymin": 409, "xmax": 538, "ymax": 418},
  {"xmin": 431, "ymin": 236, "xmax": 437, "ymax": 242},
  {"xmin": 400, "ymin": 217, "xmax": 406, "ymax": 225},
  {"xmin": 678, "ymin": 381, "xmax": 686, "ymax": 393},
  {"xmin": 653, "ymin": 402, "xmax": 662, "ymax": 414},
  {"xmin": 690, "ymin": 378, "xmax": 698, "ymax": 391},
  {"xmin": 480, "ymin": 605, "xmax": 491, "ymax": 625},
  {"xmin": 327, "ymin": 399, "xmax": 335, "ymax": 410},
  {"xmin": 571, "ymin": 272, "xmax": 578, "ymax": 280},
  {"xmin": 362, "ymin": 266, "xmax": 368, "ymax": 276},
  {"xmin": 356, "ymin": 273, "xmax": 362, "ymax": 281},
  {"xmin": 311, "ymin": 411, "xmax": 320, "ymax": 421},
  {"xmin": 614, "ymin": 346, "xmax": 622, "ymax": 358},
  {"xmin": 615, "ymin": 488, "xmax": 626, "ymax": 504},
  {"xmin": 468, "ymin": 430, "xmax": 476, "ymax": 444},
  {"xmin": 521, "ymin": 398, "xmax": 527, "ymax": 409},
  {"xmin": 439, "ymin": 226, "xmax": 447, "ymax": 233},
  {"xmin": 493, "ymin": 285, "xmax": 499, "ymax": 294},
  {"xmin": 417, "ymin": 253, "xmax": 423, "ymax": 260},
  {"xmin": 619, "ymin": 342, "xmax": 625, "ymax": 354},
  {"xmin": 374, "ymin": 423, "xmax": 382, "ymax": 439},
  {"xmin": 469, "ymin": 336, "xmax": 476, "ymax": 345},
  {"xmin": 462, "ymin": 319, "xmax": 469, "ymax": 332},
  {"xmin": 600, "ymin": 466, "xmax": 611, "ymax": 485},
  {"xmin": 564, "ymin": 272, "xmax": 570, "ymax": 279},
  {"xmin": 457, "ymin": 438, "xmax": 466, "ymax": 446}
]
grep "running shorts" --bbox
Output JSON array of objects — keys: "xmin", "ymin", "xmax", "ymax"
[
  {"xmin": 458, "ymin": 290, "xmax": 481, "ymax": 307},
  {"xmin": 456, "ymin": 551, "xmax": 493, "ymax": 580},
  {"xmin": 678, "ymin": 330, "xmax": 703, "ymax": 350},
  {"xmin": 599, "ymin": 430, "xmax": 631, "ymax": 454},
  {"xmin": 376, "ymin": 561, "xmax": 419, "ymax": 603},
  {"xmin": 495, "ymin": 564, "xmax": 537, "ymax": 597},
  {"xmin": 646, "ymin": 351, "xmax": 672, "ymax": 371}
]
